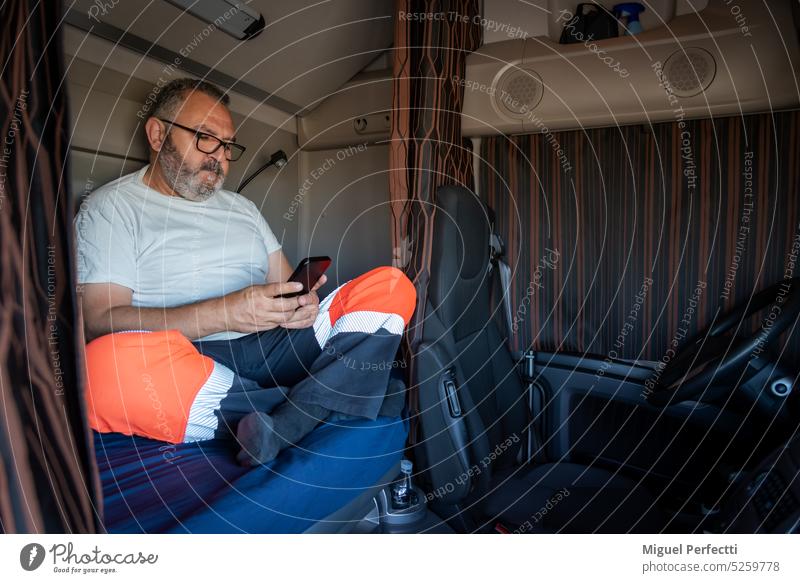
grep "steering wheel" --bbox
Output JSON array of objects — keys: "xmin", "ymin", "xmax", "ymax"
[{"xmin": 647, "ymin": 277, "xmax": 800, "ymax": 406}]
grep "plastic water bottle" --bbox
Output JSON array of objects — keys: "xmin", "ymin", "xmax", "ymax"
[{"xmin": 390, "ymin": 459, "xmax": 418, "ymax": 510}]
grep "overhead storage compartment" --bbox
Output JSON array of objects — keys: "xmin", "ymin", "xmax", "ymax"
[
  {"xmin": 462, "ymin": 0, "xmax": 800, "ymax": 136},
  {"xmin": 297, "ymin": 69, "xmax": 392, "ymax": 150}
]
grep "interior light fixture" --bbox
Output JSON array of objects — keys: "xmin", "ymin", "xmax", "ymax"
[
  {"xmin": 237, "ymin": 150, "xmax": 288, "ymax": 193},
  {"xmin": 165, "ymin": 0, "xmax": 266, "ymax": 40}
]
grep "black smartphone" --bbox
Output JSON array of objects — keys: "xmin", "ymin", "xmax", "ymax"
[{"xmin": 277, "ymin": 256, "xmax": 331, "ymax": 298}]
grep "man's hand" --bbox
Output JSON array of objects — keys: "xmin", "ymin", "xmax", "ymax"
[
  {"xmin": 224, "ymin": 281, "xmax": 306, "ymax": 333},
  {"xmin": 279, "ymin": 274, "xmax": 328, "ymax": 330}
]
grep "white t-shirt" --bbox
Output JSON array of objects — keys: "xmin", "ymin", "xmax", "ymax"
[{"xmin": 75, "ymin": 165, "xmax": 282, "ymax": 341}]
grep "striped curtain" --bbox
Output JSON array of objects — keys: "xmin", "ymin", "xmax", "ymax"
[
  {"xmin": 481, "ymin": 111, "xmax": 800, "ymax": 362},
  {"xmin": 389, "ymin": 0, "xmax": 482, "ymax": 436},
  {"xmin": 0, "ymin": 0, "xmax": 101, "ymax": 532}
]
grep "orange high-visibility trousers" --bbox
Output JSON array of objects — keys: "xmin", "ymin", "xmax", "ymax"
[{"xmin": 84, "ymin": 266, "xmax": 417, "ymax": 443}]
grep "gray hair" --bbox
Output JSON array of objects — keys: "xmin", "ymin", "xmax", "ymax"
[{"xmin": 149, "ymin": 78, "xmax": 229, "ymax": 120}]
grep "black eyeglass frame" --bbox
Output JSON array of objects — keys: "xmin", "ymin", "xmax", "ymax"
[{"xmin": 156, "ymin": 117, "xmax": 246, "ymax": 161}]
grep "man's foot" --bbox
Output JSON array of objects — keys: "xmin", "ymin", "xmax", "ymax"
[
  {"xmin": 235, "ymin": 411, "xmax": 281, "ymax": 466},
  {"xmin": 235, "ymin": 401, "xmax": 333, "ymax": 467}
]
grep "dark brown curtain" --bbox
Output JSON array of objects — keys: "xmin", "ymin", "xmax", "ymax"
[
  {"xmin": 389, "ymin": 0, "xmax": 482, "ymax": 440},
  {"xmin": 481, "ymin": 111, "xmax": 800, "ymax": 362},
  {"xmin": 0, "ymin": 0, "xmax": 101, "ymax": 532}
]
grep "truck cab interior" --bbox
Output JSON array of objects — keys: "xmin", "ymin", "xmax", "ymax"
[{"xmin": 2, "ymin": 0, "xmax": 800, "ymax": 534}]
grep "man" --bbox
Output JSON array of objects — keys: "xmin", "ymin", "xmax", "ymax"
[{"xmin": 76, "ymin": 78, "xmax": 415, "ymax": 465}]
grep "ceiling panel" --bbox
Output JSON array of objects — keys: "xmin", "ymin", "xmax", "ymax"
[{"xmin": 65, "ymin": 0, "xmax": 394, "ymax": 112}]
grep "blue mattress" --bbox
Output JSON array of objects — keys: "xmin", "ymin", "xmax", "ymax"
[{"xmin": 94, "ymin": 416, "xmax": 408, "ymax": 533}]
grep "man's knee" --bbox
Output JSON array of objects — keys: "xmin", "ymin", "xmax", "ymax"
[
  {"xmin": 383, "ymin": 267, "xmax": 417, "ymax": 324},
  {"xmin": 333, "ymin": 266, "xmax": 417, "ymax": 325}
]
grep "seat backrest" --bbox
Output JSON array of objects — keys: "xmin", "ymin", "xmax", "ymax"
[{"xmin": 414, "ymin": 185, "xmax": 527, "ymax": 507}]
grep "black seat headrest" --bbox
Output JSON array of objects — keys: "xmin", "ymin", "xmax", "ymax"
[{"xmin": 429, "ymin": 185, "xmax": 493, "ymax": 341}]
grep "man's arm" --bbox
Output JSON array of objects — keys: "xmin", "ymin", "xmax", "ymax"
[
  {"xmin": 79, "ymin": 280, "xmax": 305, "ymax": 343},
  {"xmin": 266, "ymin": 249, "xmax": 294, "ymax": 284},
  {"xmin": 79, "ymin": 283, "xmax": 226, "ymax": 342}
]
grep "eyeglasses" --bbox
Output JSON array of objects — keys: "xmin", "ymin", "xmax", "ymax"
[{"xmin": 156, "ymin": 117, "xmax": 246, "ymax": 161}]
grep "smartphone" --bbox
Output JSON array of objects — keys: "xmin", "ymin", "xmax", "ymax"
[{"xmin": 277, "ymin": 256, "xmax": 331, "ymax": 298}]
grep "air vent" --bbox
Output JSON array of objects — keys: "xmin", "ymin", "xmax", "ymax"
[
  {"xmin": 663, "ymin": 47, "xmax": 716, "ymax": 98},
  {"xmin": 492, "ymin": 66, "xmax": 544, "ymax": 120}
]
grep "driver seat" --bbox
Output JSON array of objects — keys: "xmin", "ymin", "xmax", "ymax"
[{"xmin": 413, "ymin": 185, "xmax": 667, "ymax": 533}]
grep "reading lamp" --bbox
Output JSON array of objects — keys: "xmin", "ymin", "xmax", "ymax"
[{"xmin": 237, "ymin": 150, "xmax": 288, "ymax": 193}]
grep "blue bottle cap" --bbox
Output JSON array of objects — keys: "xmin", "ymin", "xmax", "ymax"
[{"xmin": 400, "ymin": 459, "xmax": 413, "ymax": 473}]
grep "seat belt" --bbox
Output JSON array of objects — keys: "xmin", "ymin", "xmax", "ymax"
[
  {"xmin": 519, "ymin": 349, "xmax": 546, "ymax": 465},
  {"xmin": 488, "ymin": 231, "xmax": 513, "ymax": 338},
  {"xmin": 487, "ymin": 223, "xmax": 545, "ymax": 466}
]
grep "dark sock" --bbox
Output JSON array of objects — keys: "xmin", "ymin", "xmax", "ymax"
[{"xmin": 235, "ymin": 400, "xmax": 331, "ymax": 466}]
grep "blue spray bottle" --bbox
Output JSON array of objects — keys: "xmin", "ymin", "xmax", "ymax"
[{"xmin": 613, "ymin": 2, "xmax": 646, "ymax": 35}]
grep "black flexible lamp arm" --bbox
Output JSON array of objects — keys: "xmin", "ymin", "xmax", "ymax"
[{"xmin": 236, "ymin": 149, "xmax": 288, "ymax": 192}]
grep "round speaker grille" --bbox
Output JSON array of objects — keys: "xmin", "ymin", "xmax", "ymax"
[
  {"xmin": 493, "ymin": 66, "xmax": 544, "ymax": 119},
  {"xmin": 664, "ymin": 47, "xmax": 716, "ymax": 98}
]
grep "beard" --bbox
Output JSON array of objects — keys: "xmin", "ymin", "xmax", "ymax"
[{"xmin": 158, "ymin": 136, "xmax": 225, "ymax": 202}]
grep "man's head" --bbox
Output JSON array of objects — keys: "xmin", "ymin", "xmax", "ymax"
[{"xmin": 144, "ymin": 78, "xmax": 239, "ymax": 201}]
